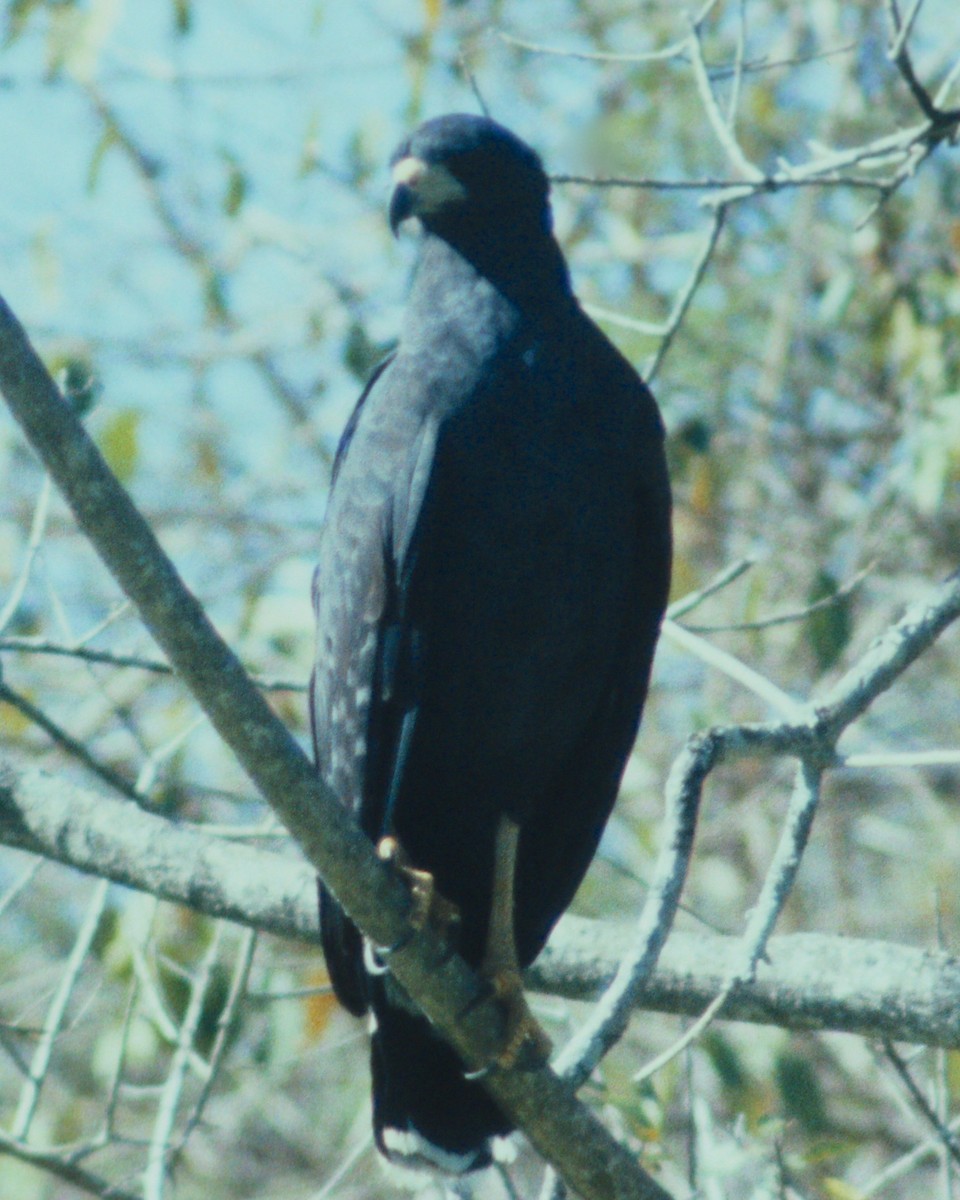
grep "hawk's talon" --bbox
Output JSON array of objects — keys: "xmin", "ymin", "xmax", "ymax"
[
  {"xmin": 460, "ymin": 968, "xmax": 552, "ymax": 1073},
  {"xmin": 486, "ymin": 970, "xmax": 552, "ymax": 1071},
  {"xmin": 376, "ymin": 836, "xmax": 461, "ymax": 946}
]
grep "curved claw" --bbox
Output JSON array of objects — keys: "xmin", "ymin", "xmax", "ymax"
[
  {"xmin": 463, "ymin": 1062, "xmax": 495, "ymax": 1082},
  {"xmin": 363, "ymin": 933, "xmax": 415, "ymax": 975}
]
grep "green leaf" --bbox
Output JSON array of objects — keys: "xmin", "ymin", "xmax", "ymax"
[
  {"xmin": 203, "ymin": 270, "xmax": 229, "ymax": 323},
  {"xmin": 4, "ymin": 0, "xmax": 48, "ymax": 47},
  {"xmin": 221, "ymin": 151, "xmax": 248, "ymax": 217},
  {"xmin": 298, "ymin": 110, "xmax": 321, "ymax": 178},
  {"xmin": 99, "ymin": 409, "xmax": 141, "ymax": 483},
  {"xmin": 86, "ymin": 124, "xmax": 120, "ymax": 195},
  {"xmin": 823, "ymin": 1180, "xmax": 867, "ymax": 1200},
  {"xmin": 343, "ymin": 320, "xmax": 388, "ymax": 381},
  {"xmin": 805, "ymin": 569, "xmax": 852, "ymax": 673},
  {"xmin": 910, "ymin": 392, "xmax": 960, "ymax": 514},
  {"xmin": 775, "ymin": 1048, "xmax": 830, "ymax": 1134},
  {"xmin": 172, "ymin": 0, "xmax": 192, "ymax": 35}
]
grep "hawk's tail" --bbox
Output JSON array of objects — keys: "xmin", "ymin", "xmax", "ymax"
[{"xmin": 368, "ymin": 976, "xmax": 513, "ymax": 1177}]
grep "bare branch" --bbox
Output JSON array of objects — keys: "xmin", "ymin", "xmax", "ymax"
[
  {"xmin": 552, "ymin": 731, "xmax": 703, "ymax": 1087},
  {"xmin": 666, "ymin": 558, "xmax": 758, "ymax": 620},
  {"xmin": 817, "ymin": 569, "xmax": 960, "ymax": 738},
  {"xmin": 145, "ymin": 926, "xmax": 224, "ymax": 1200},
  {"xmin": 0, "ymin": 677, "xmax": 146, "ymax": 804},
  {"xmin": 568, "ymin": 566, "xmax": 960, "ymax": 1090},
  {"xmin": 887, "ymin": 0, "xmax": 960, "ymax": 124},
  {"xmin": 883, "ymin": 1040, "xmax": 960, "ymax": 1169},
  {"xmin": 646, "ymin": 204, "xmax": 727, "ymax": 382},
  {"xmin": 0, "ymin": 636, "xmax": 307, "ymax": 692},
  {"xmin": 12, "ymin": 878, "xmax": 111, "ymax": 1140},
  {"xmin": 0, "ymin": 1129, "xmax": 141, "ymax": 1200},
  {"xmin": 686, "ymin": 15, "xmax": 763, "ymax": 182},
  {"xmin": 679, "ymin": 562, "xmax": 873, "ymax": 633},
  {"xmin": 0, "ymin": 474, "xmax": 51, "ymax": 636}
]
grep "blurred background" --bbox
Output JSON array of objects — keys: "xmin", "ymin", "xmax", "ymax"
[{"xmin": 1, "ymin": 1, "xmax": 959, "ymax": 1196}]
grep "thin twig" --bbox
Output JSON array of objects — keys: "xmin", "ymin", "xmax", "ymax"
[
  {"xmin": 887, "ymin": 0, "xmax": 960, "ymax": 123},
  {"xmin": 726, "ymin": 0, "xmax": 748, "ymax": 132},
  {"xmin": 687, "ymin": 15, "xmax": 763, "ymax": 181},
  {"xmin": 0, "ymin": 1130, "xmax": 141, "ymax": 1200},
  {"xmin": 635, "ymin": 758, "xmax": 822, "ymax": 1083},
  {"xmin": 0, "ymin": 474, "xmax": 51, "ymax": 636},
  {"xmin": 661, "ymin": 619, "xmax": 806, "ymax": 719},
  {"xmin": 883, "ymin": 1040, "xmax": 960, "ymax": 1169},
  {"xmin": 0, "ymin": 636, "xmax": 306, "ymax": 692},
  {"xmin": 581, "ymin": 303, "xmax": 665, "ymax": 337},
  {"xmin": 495, "ymin": 6, "xmax": 726, "ymax": 67},
  {"xmin": 888, "ymin": 0, "xmax": 928, "ymax": 63},
  {"xmin": 646, "ymin": 205, "xmax": 727, "ymax": 382},
  {"xmin": 169, "ymin": 928, "xmax": 257, "ymax": 1161},
  {"xmin": 680, "ymin": 562, "xmax": 873, "ymax": 633},
  {"xmin": 666, "ymin": 558, "xmax": 757, "ymax": 620},
  {"xmin": 840, "ymin": 749, "xmax": 960, "ymax": 769},
  {"xmin": 311, "ymin": 1133, "xmax": 374, "ymax": 1199},
  {"xmin": 552, "ymin": 731, "xmax": 705, "ymax": 1087},
  {"xmin": 103, "ymin": 977, "xmax": 141, "ymax": 1138},
  {"xmin": 85, "ymin": 87, "xmax": 326, "ymax": 447},
  {"xmin": 0, "ymin": 678, "xmax": 147, "ymax": 804},
  {"xmin": 12, "ymin": 877, "xmax": 111, "ymax": 1139},
  {"xmin": 144, "ymin": 925, "xmax": 224, "ymax": 1200},
  {"xmin": 860, "ymin": 1112, "xmax": 960, "ymax": 1196},
  {"xmin": 0, "ymin": 857, "xmax": 42, "ymax": 919}
]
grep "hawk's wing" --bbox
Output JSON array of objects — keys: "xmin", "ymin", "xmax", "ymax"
[{"xmin": 310, "ymin": 353, "xmax": 445, "ymax": 1013}]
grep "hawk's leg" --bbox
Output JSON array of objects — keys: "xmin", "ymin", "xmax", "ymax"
[
  {"xmin": 376, "ymin": 836, "xmax": 461, "ymax": 945},
  {"xmin": 478, "ymin": 816, "xmax": 552, "ymax": 1070}
]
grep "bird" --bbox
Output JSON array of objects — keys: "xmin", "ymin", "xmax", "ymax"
[{"xmin": 310, "ymin": 112, "xmax": 672, "ymax": 1178}]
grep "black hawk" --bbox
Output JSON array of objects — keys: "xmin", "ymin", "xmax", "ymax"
[{"xmin": 311, "ymin": 113, "xmax": 672, "ymax": 1175}]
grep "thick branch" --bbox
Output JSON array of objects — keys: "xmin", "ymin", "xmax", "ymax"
[
  {"xmin": 0, "ymin": 293, "xmax": 669, "ymax": 1200},
  {"xmin": 536, "ymin": 922, "xmax": 960, "ymax": 1051},
  {"xmin": 3, "ymin": 756, "xmax": 960, "ymax": 1051}
]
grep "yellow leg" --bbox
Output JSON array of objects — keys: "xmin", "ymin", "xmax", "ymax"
[{"xmin": 480, "ymin": 817, "xmax": 552, "ymax": 1070}]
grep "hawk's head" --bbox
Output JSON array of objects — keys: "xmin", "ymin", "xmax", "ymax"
[{"xmin": 388, "ymin": 114, "xmax": 552, "ymax": 238}]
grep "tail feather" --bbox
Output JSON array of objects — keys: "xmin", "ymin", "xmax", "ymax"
[
  {"xmin": 318, "ymin": 882, "xmax": 367, "ymax": 1017},
  {"xmin": 369, "ymin": 977, "xmax": 512, "ymax": 1174}
]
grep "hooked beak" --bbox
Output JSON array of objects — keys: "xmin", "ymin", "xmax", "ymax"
[
  {"xmin": 388, "ymin": 180, "xmax": 417, "ymax": 235},
  {"xmin": 388, "ymin": 155, "xmax": 468, "ymax": 236}
]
